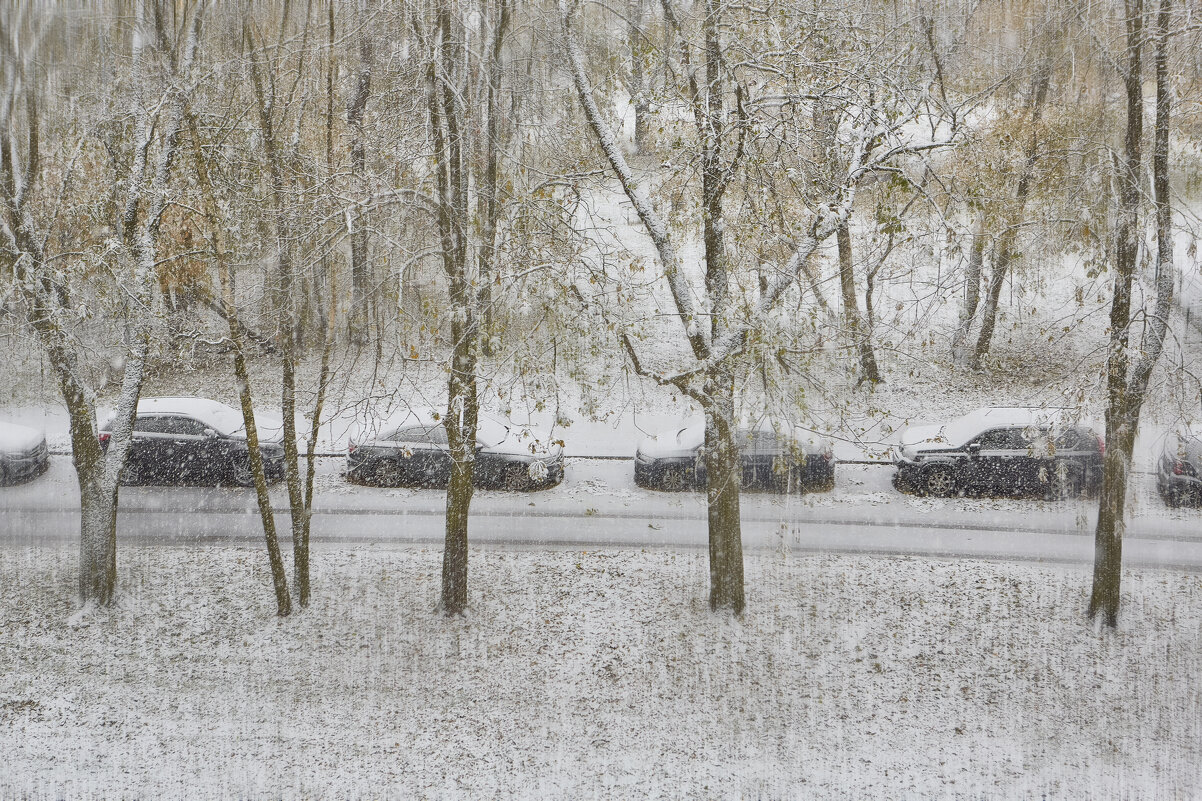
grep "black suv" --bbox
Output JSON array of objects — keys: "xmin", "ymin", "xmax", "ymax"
[{"xmin": 892, "ymin": 407, "xmax": 1103, "ymax": 499}]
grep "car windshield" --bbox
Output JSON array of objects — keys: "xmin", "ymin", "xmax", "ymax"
[
  {"xmin": 676, "ymin": 425, "xmax": 705, "ymax": 450},
  {"xmin": 195, "ymin": 404, "xmax": 247, "ymax": 437},
  {"xmin": 476, "ymin": 415, "xmax": 509, "ymax": 448}
]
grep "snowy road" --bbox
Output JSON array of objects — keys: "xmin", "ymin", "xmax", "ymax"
[{"xmin": 3, "ymin": 456, "xmax": 1201, "ymax": 570}]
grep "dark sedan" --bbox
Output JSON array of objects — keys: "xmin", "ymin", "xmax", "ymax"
[
  {"xmin": 634, "ymin": 421, "xmax": 835, "ymax": 493},
  {"xmin": 0, "ymin": 421, "xmax": 50, "ymax": 485},
  {"xmin": 892, "ymin": 407, "xmax": 1103, "ymax": 499},
  {"xmin": 1156, "ymin": 431, "xmax": 1202, "ymax": 508},
  {"xmin": 100, "ymin": 397, "xmax": 285, "ymax": 487},
  {"xmin": 347, "ymin": 408, "xmax": 564, "ymax": 491}
]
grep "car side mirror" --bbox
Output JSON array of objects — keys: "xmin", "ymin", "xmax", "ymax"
[
  {"xmin": 967, "ymin": 443, "xmax": 982, "ymax": 458},
  {"xmin": 203, "ymin": 428, "xmax": 218, "ymax": 439}
]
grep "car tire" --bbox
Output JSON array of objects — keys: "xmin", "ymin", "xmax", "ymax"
[
  {"xmin": 659, "ymin": 465, "xmax": 690, "ymax": 492},
  {"xmin": 922, "ymin": 464, "xmax": 958, "ymax": 498},
  {"xmin": 503, "ymin": 463, "xmax": 529, "ymax": 491},
  {"xmin": 120, "ymin": 460, "xmax": 144, "ymax": 486},
  {"xmin": 374, "ymin": 459, "xmax": 403, "ymax": 487},
  {"xmin": 1046, "ymin": 465, "xmax": 1082, "ymax": 500},
  {"xmin": 231, "ymin": 458, "xmax": 256, "ymax": 488},
  {"xmin": 1168, "ymin": 484, "xmax": 1202, "ymax": 508}
]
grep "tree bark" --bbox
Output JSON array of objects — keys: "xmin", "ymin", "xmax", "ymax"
[
  {"xmin": 478, "ymin": 0, "xmax": 510, "ymax": 357},
  {"xmin": 951, "ymin": 210, "xmax": 985, "ymax": 366},
  {"xmin": 1089, "ymin": 0, "xmax": 1174, "ymax": 626},
  {"xmin": 424, "ymin": 3, "xmax": 478, "ymax": 616},
  {"xmin": 630, "ymin": 0, "xmax": 651, "ymax": 154},
  {"xmin": 969, "ymin": 59, "xmax": 1051, "ymax": 368},
  {"xmin": 837, "ymin": 221, "xmax": 882, "ymax": 384},
  {"xmin": 188, "ymin": 112, "xmax": 292, "ymax": 617},
  {"xmin": 347, "ymin": 2, "xmax": 373, "ymax": 346},
  {"xmin": 704, "ymin": 365, "xmax": 744, "ymax": 613}
]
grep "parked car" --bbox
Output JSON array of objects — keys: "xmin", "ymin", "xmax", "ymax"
[
  {"xmin": 0, "ymin": 421, "xmax": 50, "ymax": 486},
  {"xmin": 634, "ymin": 420, "xmax": 835, "ymax": 493},
  {"xmin": 347, "ymin": 407, "xmax": 564, "ymax": 490},
  {"xmin": 1156, "ymin": 429, "xmax": 1202, "ymax": 508},
  {"xmin": 99, "ymin": 397, "xmax": 285, "ymax": 487},
  {"xmin": 891, "ymin": 406, "xmax": 1103, "ymax": 499}
]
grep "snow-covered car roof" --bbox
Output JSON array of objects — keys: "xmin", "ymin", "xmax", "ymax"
[
  {"xmin": 358, "ymin": 407, "xmax": 553, "ymax": 453},
  {"xmin": 0, "ymin": 420, "xmax": 45, "ymax": 454},
  {"xmin": 100, "ymin": 397, "xmax": 282, "ymax": 440},
  {"xmin": 638, "ymin": 419, "xmax": 832, "ymax": 458},
  {"xmin": 922, "ymin": 407, "xmax": 1092, "ymax": 449}
]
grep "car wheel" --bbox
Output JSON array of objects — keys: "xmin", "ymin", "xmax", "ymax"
[
  {"xmin": 922, "ymin": 464, "xmax": 957, "ymax": 498},
  {"xmin": 231, "ymin": 458, "xmax": 256, "ymax": 488},
  {"xmin": 1169, "ymin": 484, "xmax": 1202, "ymax": 508},
  {"xmin": 120, "ymin": 460, "xmax": 143, "ymax": 486},
  {"xmin": 503, "ymin": 463, "xmax": 529, "ymax": 491},
  {"xmin": 659, "ymin": 465, "xmax": 690, "ymax": 492},
  {"xmin": 374, "ymin": 459, "xmax": 403, "ymax": 487},
  {"xmin": 1046, "ymin": 465, "xmax": 1081, "ymax": 500}
]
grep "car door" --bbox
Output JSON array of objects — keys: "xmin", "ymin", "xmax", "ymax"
[
  {"xmin": 392, "ymin": 425, "xmax": 450, "ymax": 486},
  {"xmin": 416, "ymin": 424, "xmax": 451, "ymax": 486},
  {"xmin": 1015, "ymin": 426, "xmax": 1054, "ymax": 494},
  {"xmin": 157, "ymin": 415, "xmax": 210, "ymax": 482},
  {"xmin": 966, "ymin": 428, "xmax": 1023, "ymax": 492},
  {"xmin": 128, "ymin": 415, "xmax": 167, "ymax": 481},
  {"xmin": 169, "ymin": 415, "xmax": 222, "ymax": 482}
]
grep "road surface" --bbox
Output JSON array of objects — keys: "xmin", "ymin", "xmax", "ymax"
[{"xmin": 2, "ymin": 456, "xmax": 1200, "ymax": 570}]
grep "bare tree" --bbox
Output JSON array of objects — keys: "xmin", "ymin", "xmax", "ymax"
[
  {"xmin": 1088, "ymin": 0, "xmax": 1175, "ymax": 627},
  {"xmin": 561, "ymin": 0, "xmax": 952, "ymax": 612},
  {"xmin": 0, "ymin": 2, "xmax": 204, "ymax": 605}
]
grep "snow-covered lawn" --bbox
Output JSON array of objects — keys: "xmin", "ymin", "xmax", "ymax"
[{"xmin": 2, "ymin": 545, "xmax": 1200, "ymax": 798}]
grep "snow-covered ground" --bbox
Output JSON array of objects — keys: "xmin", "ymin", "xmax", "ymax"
[{"xmin": 1, "ymin": 545, "xmax": 1199, "ymax": 798}]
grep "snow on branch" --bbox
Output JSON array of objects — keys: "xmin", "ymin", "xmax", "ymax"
[{"xmin": 559, "ymin": 0, "xmax": 709, "ymax": 362}]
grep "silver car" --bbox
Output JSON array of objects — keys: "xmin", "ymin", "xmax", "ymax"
[{"xmin": 0, "ymin": 421, "xmax": 50, "ymax": 485}]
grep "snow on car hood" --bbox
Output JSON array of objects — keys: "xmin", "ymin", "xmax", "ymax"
[
  {"xmin": 487, "ymin": 422, "xmax": 564, "ymax": 460},
  {"xmin": 898, "ymin": 423, "xmax": 955, "ymax": 450},
  {"xmin": 636, "ymin": 423, "xmax": 705, "ymax": 459},
  {"xmin": 0, "ymin": 420, "xmax": 45, "ymax": 454}
]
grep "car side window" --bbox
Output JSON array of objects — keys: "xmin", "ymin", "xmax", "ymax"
[
  {"xmin": 392, "ymin": 427, "xmax": 425, "ymax": 443},
  {"xmin": 164, "ymin": 417, "xmax": 209, "ymax": 437},
  {"xmin": 394, "ymin": 425, "xmax": 447, "ymax": 445},
  {"xmin": 419, "ymin": 425, "xmax": 448, "ymax": 446},
  {"xmin": 1054, "ymin": 429, "xmax": 1082, "ymax": 450},
  {"xmin": 977, "ymin": 429, "xmax": 1024, "ymax": 450},
  {"xmin": 134, "ymin": 416, "xmax": 171, "ymax": 434}
]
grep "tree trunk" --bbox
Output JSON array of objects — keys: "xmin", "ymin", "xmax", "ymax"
[
  {"xmin": 630, "ymin": 0, "xmax": 650, "ymax": 154},
  {"xmin": 1089, "ymin": 0, "xmax": 1174, "ymax": 627},
  {"xmin": 951, "ymin": 210, "xmax": 985, "ymax": 366},
  {"xmin": 969, "ymin": 59, "xmax": 1051, "ymax": 367},
  {"xmin": 1088, "ymin": 0, "xmax": 1144, "ymax": 627},
  {"xmin": 247, "ymin": 17, "xmax": 315, "ymax": 613},
  {"xmin": 188, "ymin": 113, "xmax": 292, "ymax": 617},
  {"xmin": 837, "ymin": 221, "xmax": 882, "ymax": 384},
  {"xmin": 478, "ymin": 0, "xmax": 510, "ymax": 358},
  {"xmin": 969, "ymin": 241, "xmax": 1010, "ymax": 370},
  {"xmin": 347, "ymin": 10, "xmax": 373, "ymax": 347},
  {"xmin": 426, "ymin": 3, "xmax": 477, "ymax": 616},
  {"xmin": 1088, "ymin": 409, "xmax": 1135, "ymax": 626},
  {"xmin": 704, "ymin": 366, "xmax": 744, "ymax": 614}
]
